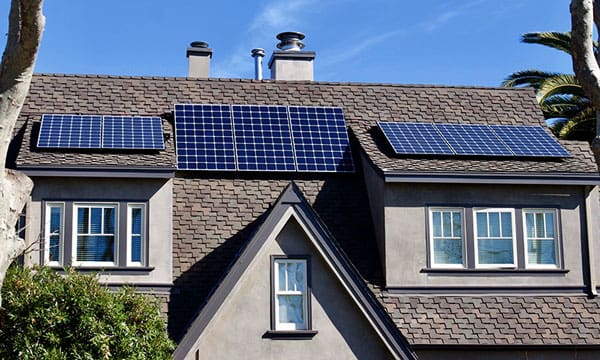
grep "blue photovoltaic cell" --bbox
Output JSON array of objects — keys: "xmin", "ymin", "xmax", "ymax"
[
  {"xmin": 378, "ymin": 122, "xmax": 454, "ymax": 155},
  {"xmin": 232, "ymin": 105, "xmax": 296, "ymax": 171},
  {"xmin": 102, "ymin": 116, "xmax": 165, "ymax": 149},
  {"xmin": 435, "ymin": 124, "xmax": 513, "ymax": 156},
  {"xmin": 490, "ymin": 125, "xmax": 570, "ymax": 157},
  {"xmin": 37, "ymin": 114, "xmax": 102, "ymax": 148},
  {"xmin": 174, "ymin": 104, "xmax": 236, "ymax": 170},
  {"xmin": 289, "ymin": 106, "xmax": 354, "ymax": 172}
]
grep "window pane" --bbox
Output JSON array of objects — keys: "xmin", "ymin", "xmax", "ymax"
[
  {"xmin": 49, "ymin": 235, "xmax": 60, "ymax": 262},
  {"xmin": 77, "ymin": 235, "xmax": 114, "ymax": 262},
  {"xmin": 90, "ymin": 208, "xmax": 102, "ymax": 234},
  {"xmin": 434, "ymin": 239, "xmax": 462, "ymax": 264},
  {"xmin": 131, "ymin": 208, "xmax": 142, "ymax": 234},
  {"xmin": 545, "ymin": 213, "xmax": 555, "ymax": 238},
  {"xmin": 488, "ymin": 213, "xmax": 500, "ymax": 237},
  {"xmin": 478, "ymin": 239, "xmax": 513, "ymax": 264},
  {"xmin": 50, "ymin": 207, "xmax": 61, "ymax": 233},
  {"xmin": 501, "ymin": 212, "xmax": 512, "ymax": 237},
  {"xmin": 77, "ymin": 208, "xmax": 89, "ymax": 233},
  {"xmin": 278, "ymin": 263, "xmax": 286, "ymax": 291},
  {"xmin": 476, "ymin": 213, "xmax": 487, "ymax": 237},
  {"xmin": 131, "ymin": 235, "xmax": 142, "ymax": 263},
  {"xmin": 528, "ymin": 239, "xmax": 556, "ymax": 265},
  {"xmin": 104, "ymin": 208, "xmax": 115, "ymax": 234},
  {"xmin": 278, "ymin": 295, "xmax": 304, "ymax": 328},
  {"xmin": 442, "ymin": 212, "xmax": 451, "ymax": 237},
  {"xmin": 432, "ymin": 212, "xmax": 441, "ymax": 237},
  {"xmin": 287, "ymin": 263, "xmax": 296, "ymax": 291},
  {"xmin": 452, "ymin": 212, "xmax": 462, "ymax": 237},
  {"xmin": 295, "ymin": 262, "xmax": 305, "ymax": 292},
  {"xmin": 525, "ymin": 213, "xmax": 534, "ymax": 238},
  {"xmin": 535, "ymin": 213, "xmax": 545, "ymax": 238}
]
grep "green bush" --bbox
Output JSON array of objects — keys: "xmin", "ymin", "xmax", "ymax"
[{"xmin": 0, "ymin": 266, "xmax": 174, "ymax": 359}]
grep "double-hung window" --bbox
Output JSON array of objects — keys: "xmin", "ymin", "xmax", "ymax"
[
  {"xmin": 74, "ymin": 204, "xmax": 118, "ymax": 266},
  {"xmin": 523, "ymin": 209, "xmax": 558, "ymax": 268},
  {"xmin": 44, "ymin": 203, "xmax": 64, "ymax": 266},
  {"xmin": 127, "ymin": 204, "xmax": 146, "ymax": 266},
  {"xmin": 429, "ymin": 208, "xmax": 465, "ymax": 268},
  {"xmin": 474, "ymin": 208, "xmax": 516, "ymax": 268},
  {"xmin": 273, "ymin": 258, "xmax": 309, "ymax": 331}
]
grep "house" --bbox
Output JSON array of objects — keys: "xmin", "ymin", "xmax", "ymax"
[{"xmin": 10, "ymin": 32, "xmax": 600, "ymax": 359}]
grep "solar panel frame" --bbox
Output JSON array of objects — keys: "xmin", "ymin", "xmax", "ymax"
[
  {"xmin": 232, "ymin": 105, "xmax": 296, "ymax": 172},
  {"xmin": 289, "ymin": 106, "xmax": 354, "ymax": 172},
  {"xmin": 102, "ymin": 116, "xmax": 165, "ymax": 150},
  {"xmin": 490, "ymin": 125, "xmax": 571, "ymax": 158},
  {"xmin": 435, "ymin": 123, "xmax": 514, "ymax": 156},
  {"xmin": 174, "ymin": 104, "xmax": 237, "ymax": 171},
  {"xmin": 377, "ymin": 122, "xmax": 454, "ymax": 155},
  {"xmin": 37, "ymin": 114, "xmax": 102, "ymax": 149}
]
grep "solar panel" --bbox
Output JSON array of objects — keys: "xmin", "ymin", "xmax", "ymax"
[
  {"xmin": 232, "ymin": 105, "xmax": 296, "ymax": 171},
  {"xmin": 435, "ymin": 124, "xmax": 513, "ymax": 156},
  {"xmin": 490, "ymin": 125, "xmax": 570, "ymax": 158},
  {"xmin": 289, "ymin": 106, "xmax": 354, "ymax": 172},
  {"xmin": 174, "ymin": 104, "xmax": 236, "ymax": 171},
  {"xmin": 102, "ymin": 116, "xmax": 164, "ymax": 149},
  {"xmin": 377, "ymin": 122, "xmax": 454, "ymax": 155},
  {"xmin": 37, "ymin": 114, "xmax": 102, "ymax": 148}
]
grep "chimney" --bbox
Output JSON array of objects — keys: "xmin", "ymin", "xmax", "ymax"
[
  {"xmin": 187, "ymin": 41, "xmax": 212, "ymax": 78},
  {"xmin": 251, "ymin": 48, "xmax": 265, "ymax": 80},
  {"xmin": 268, "ymin": 32, "xmax": 315, "ymax": 81}
]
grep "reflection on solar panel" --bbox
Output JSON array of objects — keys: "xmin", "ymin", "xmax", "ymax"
[
  {"xmin": 38, "ymin": 114, "xmax": 102, "ymax": 148},
  {"xmin": 232, "ymin": 105, "xmax": 295, "ymax": 171},
  {"xmin": 174, "ymin": 104, "xmax": 236, "ymax": 171},
  {"xmin": 436, "ymin": 124, "xmax": 513, "ymax": 156},
  {"xmin": 290, "ymin": 106, "xmax": 354, "ymax": 172},
  {"xmin": 377, "ymin": 122, "xmax": 453, "ymax": 155},
  {"xmin": 490, "ymin": 125, "xmax": 570, "ymax": 157},
  {"xmin": 103, "ymin": 116, "xmax": 164, "ymax": 149},
  {"xmin": 378, "ymin": 122, "xmax": 570, "ymax": 158}
]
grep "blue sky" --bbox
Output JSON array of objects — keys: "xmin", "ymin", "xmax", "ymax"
[{"xmin": 0, "ymin": 0, "xmax": 573, "ymax": 86}]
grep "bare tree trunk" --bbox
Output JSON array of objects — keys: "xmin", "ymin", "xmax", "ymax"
[
  {"xmin": 571, "ymin": 0, "xmax": 600, "ymax": 161},
  {"xmin": 0, "ymin": 0, "xmax": 45, "ymax": 314}
]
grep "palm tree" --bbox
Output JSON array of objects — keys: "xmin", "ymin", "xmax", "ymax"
[{"xmin": 503, "ymin": 32, "xmax": 596, "ymax": 141}]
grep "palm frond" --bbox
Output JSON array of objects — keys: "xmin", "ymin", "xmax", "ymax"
[
  {"xmin": 521, "ymin": 32, "xmax": 573, "ymax": 55},
  {"xmin": 502, "ymin": 69, "xmax": 563, "ymax": 89},
  {"xmin": 536, "ymin": 74, "xmax": 586, "ymax": 103},
  {"xmin": 540, "ymin": 94, "xmax": 592, "ymax": 118},
  {"xmin": 558, "ymin": 107, "xmax": 596, "ymax": 140}
]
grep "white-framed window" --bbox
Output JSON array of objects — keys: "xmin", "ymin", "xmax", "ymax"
[
  {"xmin": 127, "ymin": 204, "xmax": 146, "ymax": 266},
  {"xmin": 523, "ymin": 209, "xmax": 559, "ymax": 268},
  {"xmin": 44, "ymin": 202, "xmax": 64, "ymax": 266},
  {"xmin": 474, "ymin": 208, "xmax": 516, "ymax": 268},
  {"xmin": 273, "ymin": 258, "xmax": 309, "ymax": 331},
  {"xmin": 72, "ymin": 203, "xmax": 118, "ymax": 266},
  {"xmin": 429, "ymin": 208, "xmax": 465, "ymax": 268}
]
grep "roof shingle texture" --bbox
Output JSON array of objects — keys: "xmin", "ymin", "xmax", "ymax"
[{"xmin": 14, "ymin": 74, "xmax": 598, "ymax": 174}]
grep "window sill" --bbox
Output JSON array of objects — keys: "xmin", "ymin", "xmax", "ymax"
[
  {"xmin": 421, "ymin": 268, "xmax": 569, "ymax": 274},
  {"xmin": 50, "ymin": 266, "xmax": 155, "ymax": 275},
  {"xmin": 262, "ymin": 330, "xmax": 318, "ymax": 340}
]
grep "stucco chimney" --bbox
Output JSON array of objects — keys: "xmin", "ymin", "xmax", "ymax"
[
  {"xmin": 268, "ymin": 32, "xmax": 315, "ymax": 81},
  {"xmin": 187, "ymin": 41, "xmax": 212, "ymax": 78}
]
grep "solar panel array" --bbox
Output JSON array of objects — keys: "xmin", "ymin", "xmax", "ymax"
[
  {"xmin": 378, "ymin": 122, "xmax": 570, "ymax": 158},
  {"xmin": 174, "ymin": 104, "xmax": 354, "ymax": 172},
  {"xmin": 37, "ymin": 114, "xmax": 164, "ymax": 150}
]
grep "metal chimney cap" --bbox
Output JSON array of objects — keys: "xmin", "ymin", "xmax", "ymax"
[
  {"xmin": 251, "ymin": 48, "xmax": 265, "ymax": 57},
  {"xmin": 276, "ymin": 31, "xmax": 305, "ymax": 51},
  {"xmin": 190, "ymin": 41, "xmax": 209, "ymax": 48}
]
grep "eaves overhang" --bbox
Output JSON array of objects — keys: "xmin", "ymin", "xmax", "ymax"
[
  {"xmin": 383, "ymin": 171, "xmax": 600, "ymax": 185},
  {"xmin": 17, "ymin": 165, "xmax": 176, "ymax": 179}
]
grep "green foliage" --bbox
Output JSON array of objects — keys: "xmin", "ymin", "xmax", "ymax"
[{"xmin": 0, "ymin": 266, "xmax": 174, "ymax": 360}]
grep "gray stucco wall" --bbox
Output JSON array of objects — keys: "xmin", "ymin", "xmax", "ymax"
[
  {"xmin": 185, "ymin": 217, "xmax": 394, "ymax": 360},
  {"xmin": 360, "ymin": 154, "xmax": 387, "ymax": 275},
  {"xmin": 382, "ymin": 182, "xmax": 589, "ymax": 289},
  {"xmin": 24, "ymin": 177, "xmax": 173, "ymax": 286},
  {"xmin": 417, "ymin": 349, "xmax": 600, "ymax": 360}
]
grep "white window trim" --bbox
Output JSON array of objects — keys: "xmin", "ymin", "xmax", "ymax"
[
  {"xmin": 274, "ymin": 258, "xmax": 308, "ymax": 331},
  {"xmin": 522, "ymin": 208, "xmax": 560, "ymax": 269},
  {"xmin": 44, "ymin": 202, "xmax": 64, "ymax": 266},
  {"xmin": 126, "ymin": 203, "xmax": 146, "ymax": 267},
  {"xmin": 473, "ymin": 208, "xmax": 517, "ymax": 269},
  {"xmin": 71, "ymin": 203, "xmax": 119, "ymax": 267},
  {"xmin": 428, "ymin": 207, "xmax": 466, "ymax": 269}
]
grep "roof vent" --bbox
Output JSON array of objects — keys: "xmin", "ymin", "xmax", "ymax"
[
  {"xmin": 251, "ymin": 48, "xmax": 265, "ymax": 80},
  {"xmin": 187, "ymin": 41, "xmax": 212, "ymax": 78},
  {"xmin": 269, "ymin": 31, "xmax": 315, "ymax": 81},
  {"xmin": 276, "ymin": 32, "xmax": 305, "ymax": 51}
]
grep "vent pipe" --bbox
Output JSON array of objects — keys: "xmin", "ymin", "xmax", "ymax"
[
  {"xmin": 251, "ymin": 48, "xmax": 265, "ymax": 80},
  {"xmin": 187, "ymin": 41, "xmax": 212, "ymax": 78}
]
